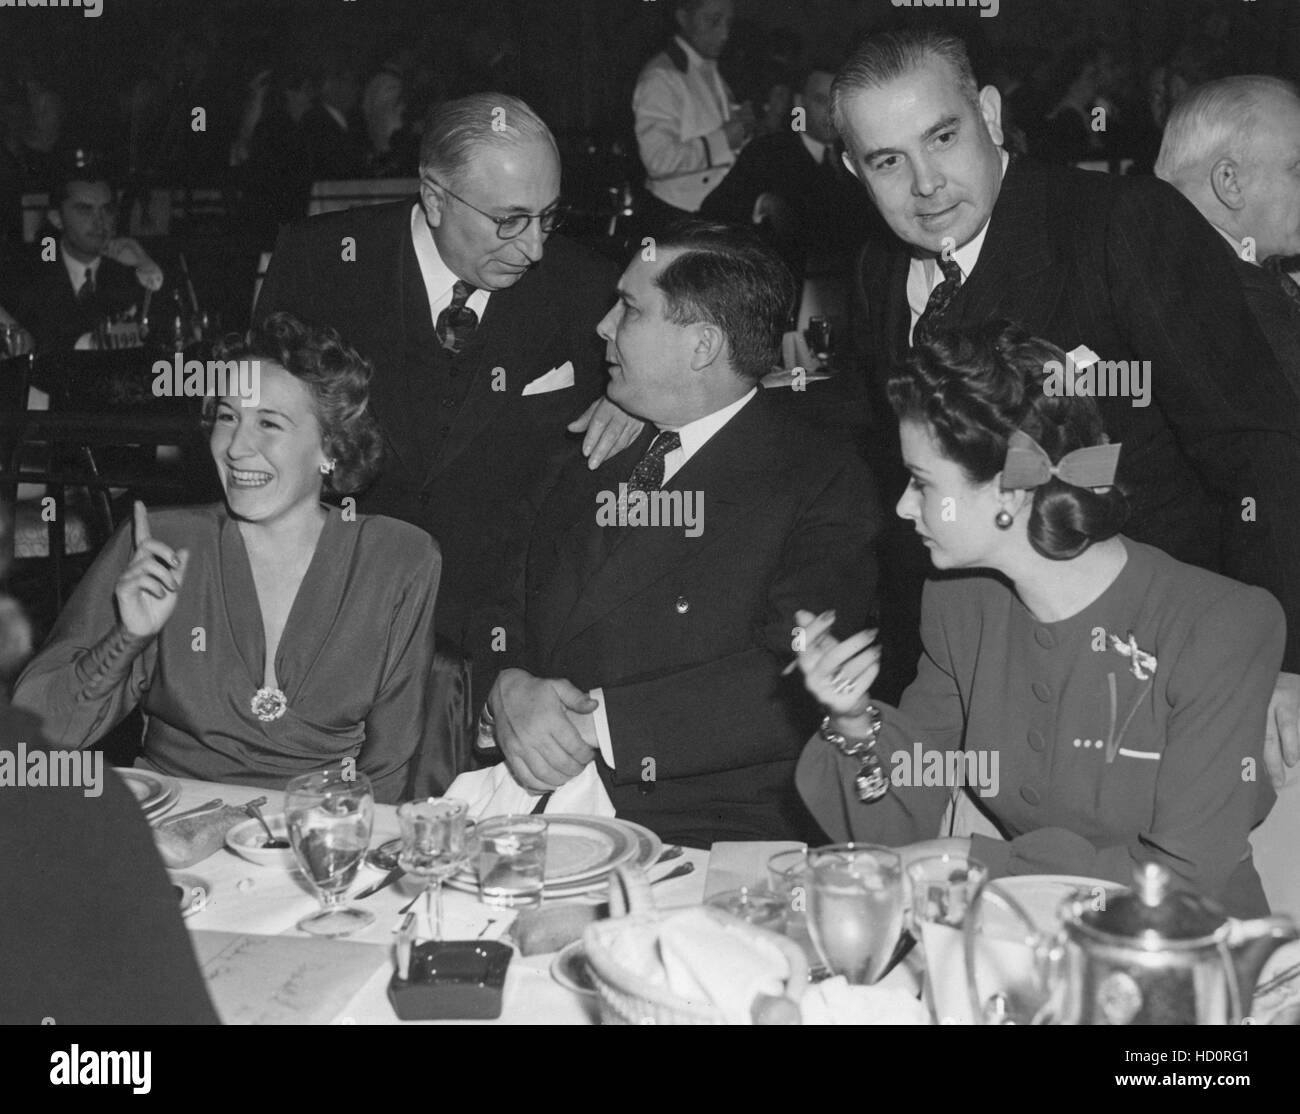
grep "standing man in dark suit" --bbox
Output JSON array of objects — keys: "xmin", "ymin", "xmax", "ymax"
[
  {"xmin": 255, "ymin": 94, "xmax": 639, "ymax": 706},
  {"xmin": 3, "ymin": 169, "xmax": 147, "ymax": 352},
  {"xmin": 485, "ymin": 223, "xmax": 880, "ymax": 846},
  {"xmin": 837, "ymin": 30, "xmax": 1300, "ymax": 785}
]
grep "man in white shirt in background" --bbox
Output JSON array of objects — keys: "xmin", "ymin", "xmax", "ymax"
[{"xmin": 632, "ymin": 0, "xmax": 755, "ymax": 237}]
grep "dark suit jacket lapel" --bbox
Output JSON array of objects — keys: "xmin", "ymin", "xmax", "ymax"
[
  {"xmin": 429, "ymin": 267, "xmax": 564, "ymax": 479},
  {"xmin": 374, "ymin": 205, "xmax": 423, "ymax": 480},
  {"xmin": 948, "ymin": 159, "xmax": 1061, "ymax": 328},
  {"xmin": 548, "ymin": 393, "xmax": 777, "ymax": 656}
]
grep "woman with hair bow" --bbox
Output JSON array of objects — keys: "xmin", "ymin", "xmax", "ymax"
[{"xmin": 795, "ymin": 321, "xmax": 1284, "ymax": 916}]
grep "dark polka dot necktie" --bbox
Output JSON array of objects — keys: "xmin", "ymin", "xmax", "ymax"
[
  {"xmin": 913, "ymin": 253, "xmax": 963, "ymax": 345},
  {"xmin": 1263, "ymin": 256, "xmax": 1300, "ymax": 318},
  {"xmin": 435, "ymin": 280, "xmax": 478, "ymax": 353},
  {"xmin": 627, "ymin": 430, "xmax": 681, "ymax": 494}
]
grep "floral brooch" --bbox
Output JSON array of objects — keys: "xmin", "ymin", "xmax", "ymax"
[
  {"xmin": 250, "ymin": 686, "xmax": 288, "ymax": 722},
  {"xmin": 1109, "ymin": 631, "xmax": 1157, "ymax": 681}
]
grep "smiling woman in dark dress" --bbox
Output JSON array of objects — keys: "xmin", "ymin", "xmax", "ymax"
[
  {"xmin": 14, "ymin": 313, "xmax": 442, "ymax": 803},
  {"xmin": 794, "ymin": 322, "xmax": 1284, "ymax": 917}
]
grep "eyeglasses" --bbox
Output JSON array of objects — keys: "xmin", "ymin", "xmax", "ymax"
[{"xmin": 426, "ymin": 178, "xmax": 567, "ymax": 239}]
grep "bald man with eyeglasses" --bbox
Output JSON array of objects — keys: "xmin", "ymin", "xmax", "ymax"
[{"xmin": 257, "ymin": 93, "xmax": 634, "ymax": 733}]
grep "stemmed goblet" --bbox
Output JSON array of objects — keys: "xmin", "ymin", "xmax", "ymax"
[
  {"xmin": 285, "ymin": 768, "xmax": 375, "ymax": 937},
  {"xmin": 397, "ymin": 798, "xmax": 475, "ymax": 941}
]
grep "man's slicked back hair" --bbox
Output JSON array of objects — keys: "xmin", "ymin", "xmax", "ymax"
[
  {"xmin": 418, "ymin": 92, "xmax": 558, "ymax": 189},
  {"xmin": 650, "ymin": 220, "xmax": 797, "ymax": 383},
  {"xmin": 831, "ymin": 29, "xmax": 980, "ymax": 138}
]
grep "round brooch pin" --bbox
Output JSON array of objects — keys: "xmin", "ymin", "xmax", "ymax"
[{"xmin": 250, "ymin": 686, "xmax": 288, "ymax": 722}]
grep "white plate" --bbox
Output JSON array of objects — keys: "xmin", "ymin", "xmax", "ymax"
[
  {"xmin": 446, "ymin": 817, "xmax": 663, "ymax": 900},
  {"xmin": 986, "ymin": 874, "xmax": 1127, "ymax": 935},
  {"xmin": 115, "ymin": 768, "xmax": 180, "ymax": 817}
]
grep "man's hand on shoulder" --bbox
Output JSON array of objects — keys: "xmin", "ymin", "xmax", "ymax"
[
  {"xmin": 568, "ymin": 396, "xmax": 644, "ymax": 470},
  {"xmin": 488, "ymin": 668, "xmax": 600, "ymax": 792},
  {"xmin": 1265, "ymin": 671, "xmax": 1300, "ymax": 787}
]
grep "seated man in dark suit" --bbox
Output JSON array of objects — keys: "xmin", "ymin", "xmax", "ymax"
[
  {"xmin": 701, "ymin": 64, "xmax": 876, "ymax": 272},
  {"xmin": 3, "ymin": 168, "xmax": 146, "ymax": 352},
  {"xmin": 837, "ymin": 30, "xmax": 1300, "ymax": 788},
  {"xmin": 1155, "ymin": 76, "xmax": 1300, "ymax": 385},
  {"xmin": 486, "ymin": 222, "xmax": 881, "ymax": 846}
]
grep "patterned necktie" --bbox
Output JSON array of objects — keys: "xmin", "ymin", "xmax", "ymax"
[
  {"xmin": 77, "ymin": 267, "xmax": 95, "ymax": 306},
  {"xmin": 435, "ymin": 280, "xmax": 478, "ymax": 354},
  {"xmin": 1263, "ymin": 256, "xmax": 1300, "ymax": 317},
  {"xmin": 627, "ymin": 430, "xmax": 681, "ymax": 494},
  {"xmin": 913, "ymin": 253, "xmax": 963, "ymax": 345}
]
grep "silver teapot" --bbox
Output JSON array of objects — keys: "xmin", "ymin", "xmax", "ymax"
[{"xmin": 965, "ymin": 863, "xmax": 1297, "ymax": 1024}]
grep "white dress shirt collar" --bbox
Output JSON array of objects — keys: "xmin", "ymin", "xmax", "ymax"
[
  {"xmin": 409, "ymin": 203, "xmax": 491, "ymax": 325},
  {"xmin": 1211, "ymin": 222, "xmax": 1256, "ymax": 264},
  {"xmin": 656, "ymin": 386, "xmax": 757, "ymax": 485},
  {"xmin": 800, "ymin": 133, "xmax": 828, "ymax": 166},
  {"xmin": 61, "ymin": 246, "xmax": 100, "ymax": 292},
  {"xmin": 674, "ymin": 35, "xmax": 715, "ymax": 73}
]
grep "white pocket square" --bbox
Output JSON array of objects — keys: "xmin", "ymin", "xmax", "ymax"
[{"xmin": 522, "ymin": 361, "xmax": 575, "ymax": 395}]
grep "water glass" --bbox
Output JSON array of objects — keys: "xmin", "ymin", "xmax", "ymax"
[
  {"xmin": 806, "ymin": 844, "xmax": 904, "ymax": 985},
  {"xmin": 397, "ymin": 798, "xmax": 474, "ymax": 941},
  {"xmin": 285, "ymin": 768, "xmax": 375, "ymax": 937},
  {"xmin": 705, "ymin": 886, "xmax": 786, "ymax": 930},
  {"xmin": 905, "ymin": 853, "xmax": 987, "ymax": 936},
  {"xmin": 767, "ymin": 848, "xmax": 823, "ymax": 967},
  {"xmin": 476, "ymin": 815, "xmax": 547, "ymax": 909}
]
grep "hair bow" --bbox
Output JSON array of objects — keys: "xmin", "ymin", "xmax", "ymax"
[{"xmin": 999, "ymin": 429, "xmax": 1121, "ymax": 491}]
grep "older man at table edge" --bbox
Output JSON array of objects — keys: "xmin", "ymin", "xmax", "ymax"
[
  {"xmin": 483, "ymin": 222, "xmax": 880, "ymax": 848},
  {"xmin": 838, "ymin": 30, "xmax": 1300, "ymax": 786},
  {"xmin": 255, "ymin": 93, "xmax": 640, "ymax": 723}
]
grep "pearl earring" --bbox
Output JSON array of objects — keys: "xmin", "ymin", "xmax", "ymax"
[
  {"xmin": 995, "ymin": 510, "xmax": 1014, "ymax": 529},
  {"xmin": 319, "ymin": 460, "xmax": 336, "ymax": 475}
]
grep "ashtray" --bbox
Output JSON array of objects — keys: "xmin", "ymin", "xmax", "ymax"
[{"xmin": 387, "ymin": 940, "xmax": 513, "ymax": 1020}]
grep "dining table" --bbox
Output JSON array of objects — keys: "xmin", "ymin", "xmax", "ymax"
[{"xmin": 157, "ymin": 776, "xmax": 854, "ymax": 1025}]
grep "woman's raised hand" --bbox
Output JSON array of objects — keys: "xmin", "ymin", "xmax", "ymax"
[
  {"xmin": 793, "ymin": 608, "xmax": 881, "ymax": 718},
  {"xmin": 114, "ymin": 501, "xmax": 189, "ymax": 639}
]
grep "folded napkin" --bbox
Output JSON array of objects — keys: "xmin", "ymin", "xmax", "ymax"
[
  {"xmin": 446, "ymin": 761, "xmax": 614, "ymax": 820},
  {"xmin": 799, "ymin": 976, "xmax": 931, "ymax": 1025},
  {"xmin": 656, "ymin": 908, "xmax": 790, "ymax": 1023}
]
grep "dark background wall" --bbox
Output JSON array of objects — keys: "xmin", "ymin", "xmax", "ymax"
[{"xmin": 3, "ymin": 0, "xmax": 1298, "ymax": 133}]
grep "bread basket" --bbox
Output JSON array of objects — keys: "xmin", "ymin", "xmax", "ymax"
[{"xmin": 582, "ymin": 865, "xmax": 808, "ymax": 1024}]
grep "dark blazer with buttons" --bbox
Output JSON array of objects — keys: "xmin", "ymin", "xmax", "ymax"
[
  {"xmin": 856, "ymin": 157, "xmax": 1300, "ymax": 698},
  {"xmin": 254, "ymin": 199, "xmax": 617, "ymax": 677},
  {"xmin": 505, "ymin": 390, "xmax": 881, "ymax": 847},
  {"xmin": 797, "ymin": 538, "xmax": 1284, "ymax": 917}
]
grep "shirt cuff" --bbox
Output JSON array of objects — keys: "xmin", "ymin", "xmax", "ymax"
[
  {"xmin": 589, "ymin": 686, "xmax": 615, "ymax": 769},
  {"xmin": 705, "ymin": 127, "xmax": 732, "ymax": 165}
]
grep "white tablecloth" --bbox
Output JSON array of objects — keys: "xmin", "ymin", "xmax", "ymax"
[{"xmin": 163, "ymin": 778, "xmax": 710, "ymax": 1025}]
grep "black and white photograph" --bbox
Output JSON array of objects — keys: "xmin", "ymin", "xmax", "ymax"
[{"xmin": 1, "ymin": 0, "xmax": 1299, "ymax": 1075}]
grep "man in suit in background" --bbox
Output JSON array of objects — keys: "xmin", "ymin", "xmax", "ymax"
[
  {"xmin": 486, "ymin": 223, "xmax": 880, "ymax": 846},
  {"xmin": 2, "ymin": 169, "xmax": 144, "ymax": 352},
  {"xmin": 300, "ymin": 55, "xmax": 366, "ymax": 183},
  {"xmin": 701, "ymin": 64, "xmax": 876, "ymax": 273},
  {"xmin": 838, "ymin": 30, "xmax": 1300, "ymax": 786},
  {"xmin": 1155, "ymin": 76, "xmax": 1300, "ymax": 385},
  {"xmin": 256, "ymin": 93, "xmax": 639, "ymax": 715}
]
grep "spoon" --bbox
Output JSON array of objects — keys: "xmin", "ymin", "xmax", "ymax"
[{"xmin": 245, "ymin": 799, "xmax": 290, "ymax": 849}]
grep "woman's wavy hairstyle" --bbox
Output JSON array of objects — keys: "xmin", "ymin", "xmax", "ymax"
[
  {"xmin": 203, "ymin": 312, "xmax": 383, "ymax": 496},
  {"xmin": 887, "ymin": 320, "xmax": 1128, "ymax": 560}
]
